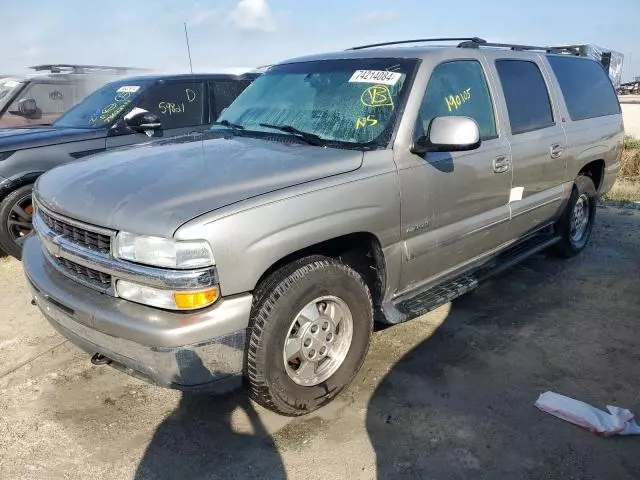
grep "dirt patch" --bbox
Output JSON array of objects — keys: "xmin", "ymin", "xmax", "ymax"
[
  {"xmin": 620, "ymin": 148, "xmax": 640, "ymax": 179},
  {"xmin": 605, "ymin": 179, "xmax": 640, "ymax": 203}
]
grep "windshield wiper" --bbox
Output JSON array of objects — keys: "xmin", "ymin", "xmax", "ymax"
[
  {"xmin": 259, "ymin": 123, "xmax": 326, "ymax": 146},
  {"xmin": 212, "ymin": 120, "xmax": 246, "ymax": 135}
]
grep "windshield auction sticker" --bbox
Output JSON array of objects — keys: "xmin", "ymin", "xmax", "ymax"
[
  {"xmin": 349, "ymin": 70, "xmax": 401, "ymax": 86},
  {"xmin": 116, "ymin": 86, "xmax": 141, "ymax": 93}
]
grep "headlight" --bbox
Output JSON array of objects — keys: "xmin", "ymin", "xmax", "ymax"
[
  {"xmin": 113, "ymin": 232, "xmax": 214, "ymax": 269},
  {"xmin": 116, "ymin": 280, "xmax": 219, "ymax": 311}
]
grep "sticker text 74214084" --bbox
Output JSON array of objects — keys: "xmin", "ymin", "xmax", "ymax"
[{"xmin": 349, "ymin": 70, "xmax": 402, "ymax": 86}]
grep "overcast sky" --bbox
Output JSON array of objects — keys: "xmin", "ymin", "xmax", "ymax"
[{"xmin": 3, "ymin": 0, "xmax": 639, "ymax": 81}]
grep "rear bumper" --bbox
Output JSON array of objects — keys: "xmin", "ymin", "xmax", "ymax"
[{"xmin": 23, "ymin": 235, "xmax": 253, "ymax": 390}]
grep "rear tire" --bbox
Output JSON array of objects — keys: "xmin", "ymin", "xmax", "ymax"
[
  {"xmin": 0, "ymin": 184, "xmax": 34, "ymax": 259},
  {"xmin": 246, "ymin": 256, "xmax": 373, "ymax": 416},
  {"xmin": 551, "ymin": 175, "xmax": 597, "ymax": 258}
]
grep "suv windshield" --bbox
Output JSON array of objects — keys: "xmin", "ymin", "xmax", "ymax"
[
  {"xmin": 216, "ymin": 58, "xmax": 418, "ymax": 148},
  {"xmin": 54, "ymin": 79, "xmax": 152, "ymax": 129},
  {"xmin": 0, "ymin": 78, "xmax": 24, "ymax": 111}
]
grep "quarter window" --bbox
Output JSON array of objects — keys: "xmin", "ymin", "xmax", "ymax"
[
  {"xmin": 417, "ymin": 60, "xmax": 497, "ymax": 141},
  {"xmin": 495, "ymin": 60, "xmax": 554, "ymax": 135},
  {"xmin": 547, "ymin": 56, "xmax": 620, "ymax": 121},
  {"xmin": 137, "ymin": 81, "xmax": 204, "ymax": 129}
]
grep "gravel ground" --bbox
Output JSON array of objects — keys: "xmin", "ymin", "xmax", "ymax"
[{"xmin": 1, "ymin": 206, "xmax": 639, "ymax": 480}]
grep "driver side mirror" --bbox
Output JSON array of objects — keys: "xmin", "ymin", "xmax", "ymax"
[
  {"xmin": 411, "ymin": 116, "xmax": 481, "ymax": 155},
  {"xmin": 124, "ymin": 108, "xmax": 162, "ymax": 134},
  {"xmin": 17, "ymin": 98, "xmax": 38, "ymax": 117}
]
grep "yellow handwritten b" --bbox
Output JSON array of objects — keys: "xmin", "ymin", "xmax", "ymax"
[{"xmin": 361, "ymin": 85, "xmax": 394, "ymax": 108}]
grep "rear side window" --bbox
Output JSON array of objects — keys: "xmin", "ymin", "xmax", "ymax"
[
  {"xmin": 547, "ymin": 56, "xmax": 620, "ymax": 121},
  {"xmin": 209, "ymin": 80, "xmax": 253, "ymax": 120},
  {"xmin": 495, "ymin": 60, "xmax": 554, "ymax": 135},
  {"xmin": 418, "ymin": 60, "xmax": 497, "ymax": 140}
]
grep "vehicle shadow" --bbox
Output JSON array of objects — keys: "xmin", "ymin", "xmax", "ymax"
[
  {"xmin": 365, "ymin": 251, "xmax": 640, "ymax": 479},
  {"xmin": 135, "ymin": 355, "xmax": 286, "ymax": 480}
]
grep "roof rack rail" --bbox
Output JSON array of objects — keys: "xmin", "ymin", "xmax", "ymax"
[
  {"xmin": 457, "ymin": 39, "xmax": 578, "ymax": 54},
  {"xmin": 29, "ymin": 64, "xmax": 150, "ymax": 74},
  {"xmin": 347, "ymin": 37, "xmax": 580, "ymax": 55},
  {"xmin": 348, "ymin": 37, "xmax": 487, "ymax": 50}
]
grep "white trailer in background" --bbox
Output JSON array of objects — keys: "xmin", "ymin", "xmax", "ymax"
[{"xmin": 556, "ymin": 44, "xmax": 624, "ymax": 87}]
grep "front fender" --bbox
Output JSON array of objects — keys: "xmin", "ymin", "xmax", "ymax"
[{"xmin": 177, "ymin": 169, "xmax": 401, "ymax": 297}]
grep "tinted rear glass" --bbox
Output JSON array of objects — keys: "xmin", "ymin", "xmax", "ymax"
[
  {"xmin": 210, "ymin": 80, "xmax": 253, "ymax": 119},
  {"xmin": 495, "ymin": 60, "xmax": 554, "ymax": 135},
  {"xmin": 547, "ymin": 56, "xmax": 620, "ymax": 121}
]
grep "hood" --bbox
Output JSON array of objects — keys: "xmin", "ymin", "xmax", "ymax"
[
  {"xmin": 36, "ymin": 136, "xmax": 364, "ymax": 238},
  {"xmin": 0, "ymin": 126, "xmax": 104, "ymax": 151}
]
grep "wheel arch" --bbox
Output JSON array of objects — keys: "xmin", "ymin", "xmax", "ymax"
[
  {"xmin": 254, "ymin": 232, "xmax": 387, "ymax": 316},
  {"xmin": 0, "ymin": 171, "xmax": 43, "ymax": 202},
  {"xmin": 577, "ymin": 159, "xmax": 605, "ymax": 193}
]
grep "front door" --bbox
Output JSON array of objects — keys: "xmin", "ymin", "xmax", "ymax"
[
  {"xmin": 106, "ymin": 80, "xmax": 206, "ymax": 149},
  {"xmin": 397, "ymin": 58, "xmax": 512, "ymax": 292}
]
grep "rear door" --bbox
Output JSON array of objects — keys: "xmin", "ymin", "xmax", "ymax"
[
  {"xmin": 106, "ymin": 79, "xmax": 206, "ymax": 149},
  {"xmin": 489, "ymin": 56, "xmax": 568, "ymax": 240},
  {"xmin": 397, "ymin": 58, "xmax": 513, "ymax": 291}
]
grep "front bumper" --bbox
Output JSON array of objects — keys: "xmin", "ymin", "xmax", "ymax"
[{"xmin": 23, "ymin": 236, "xmax": 253, "ymax": 390}]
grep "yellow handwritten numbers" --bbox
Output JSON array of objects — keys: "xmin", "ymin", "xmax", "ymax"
[
  {"xmin": 355, "ymin": 115, "xmax": 378, "ymax": 129},
  {"xmin": 158, "ymin": 102, "xmax": 185, "ymax": 115},
  {"xmin": 444, "ymin": 88, "xmax": 471, "ymax": 112},
  {"xmin": 158, "ymin": 90, "xmax": 197, "ymax": 115},
  {"xmin": 361, "ymin": 85, "xmax": 394, "ymax": 108}
]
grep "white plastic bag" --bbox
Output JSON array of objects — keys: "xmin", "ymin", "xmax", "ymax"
[{"xmin": 535, "ymin": 391, "xmax": 640, "ymax": 436}]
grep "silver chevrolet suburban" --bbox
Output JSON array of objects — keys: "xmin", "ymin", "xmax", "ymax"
[{"xmin": 23, "ymin": 38, "xmax": 623, "ymax": 416}]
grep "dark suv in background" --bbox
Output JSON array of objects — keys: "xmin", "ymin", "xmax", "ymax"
[
  {"xmin": 0, "ymin": 64, "xmax": 145, "ymax": 129},
  {"xmin": 0, "ymin": 72, "xmax": 258, "ymax": 257}
]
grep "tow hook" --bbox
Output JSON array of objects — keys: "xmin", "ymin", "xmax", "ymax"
[
  {"xmin": 30, "ymin": 298, "xmax": 37, "ymax": 306},
  {"xmin": 91, "ymin": 353, "xmax": 112, "ymax": 365}
]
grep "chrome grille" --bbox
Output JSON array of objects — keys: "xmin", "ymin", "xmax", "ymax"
[
  {"xmin": 55, "ymin": 256, "xmax": 112, "ymax": 287},
  {"xmin": 39, "ymin": 209, "xmax": 111, "ymax": 254},
  {"xmin": 33, "ymin": 200, "xmax": 218, "ymax": 299}
]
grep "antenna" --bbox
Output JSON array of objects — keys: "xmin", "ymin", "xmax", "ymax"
[{"xmin": 184, "ymin": 22, "xmax": 193, "ymax": 74}]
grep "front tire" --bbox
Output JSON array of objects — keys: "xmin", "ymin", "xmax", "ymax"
[
  {"xmin": 552, "ymin": 175, "xmax": 597, "ymax": 258},
  {"xmin": 0, "ymin": 184, "xmax": 34, "ymax": 259},
  {"xmin": 246, "ymin": 256, "xmax": 373, "ymax": 416}
]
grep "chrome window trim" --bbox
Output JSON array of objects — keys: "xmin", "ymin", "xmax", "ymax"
[{"xmin": 33, "ymin": 211, "xmax": 218, "ymax": 292}]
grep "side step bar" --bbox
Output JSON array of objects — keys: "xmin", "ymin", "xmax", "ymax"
[{"xmin": 384, "ymin": 233, "xmax": 560, "ymax": 323}]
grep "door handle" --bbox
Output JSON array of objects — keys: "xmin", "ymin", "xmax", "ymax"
[
  {"xmin": 492, "ymin": 156, "xmax": 510, "ymax": 174},
  {"xmin": 550, "ymin": 144, "xmax": 563, "ymax": 159}
]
